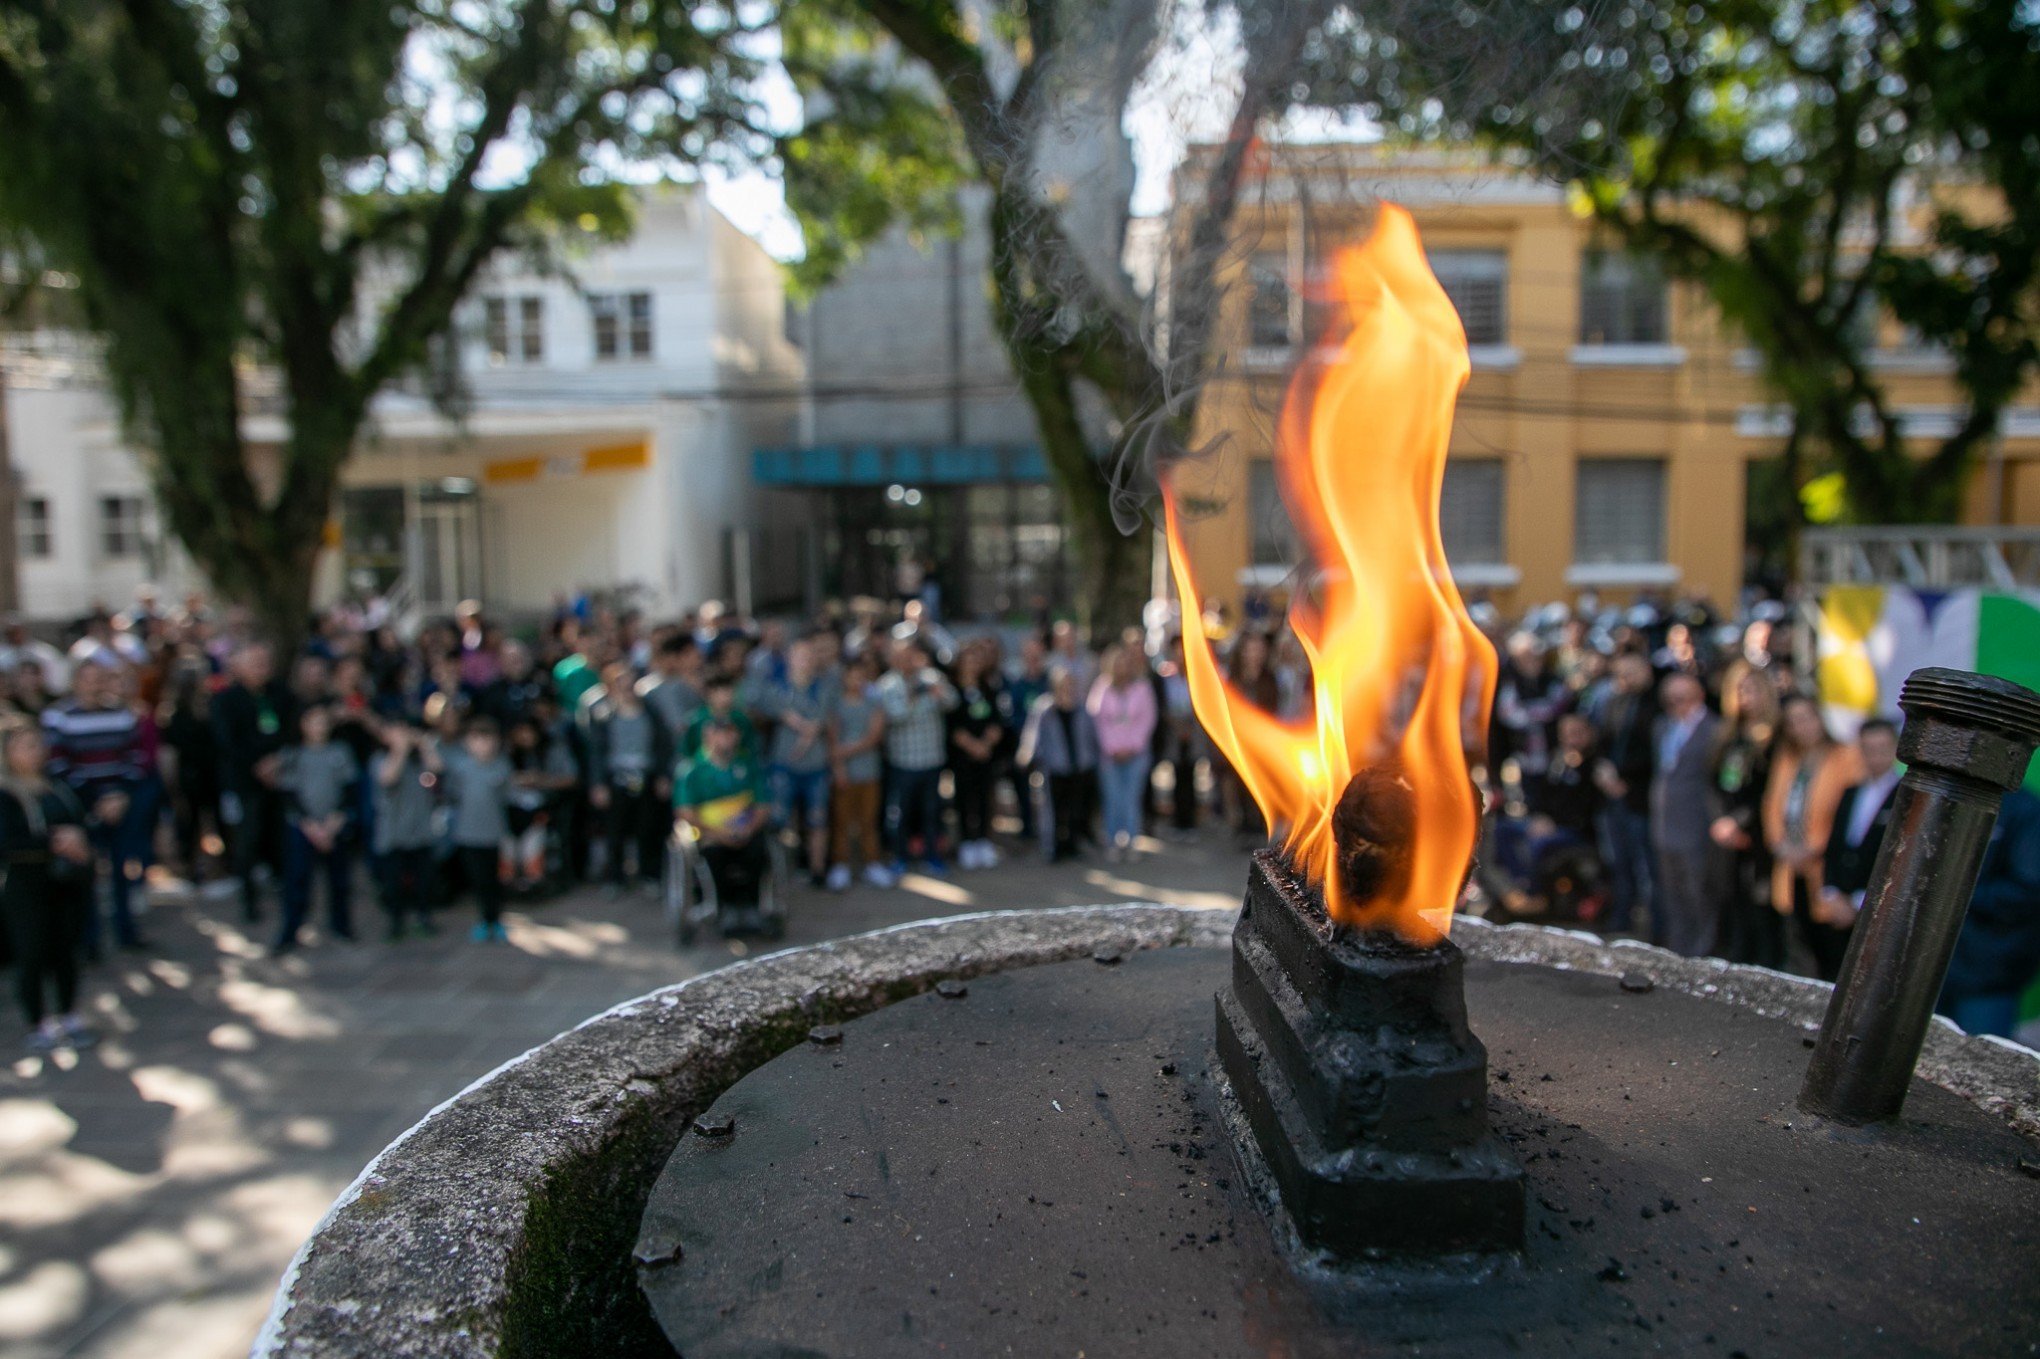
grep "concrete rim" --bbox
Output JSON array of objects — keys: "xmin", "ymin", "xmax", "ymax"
[{"xmin": 253, "ymin": 906, "xmax": 2040, "ymax": 1358}]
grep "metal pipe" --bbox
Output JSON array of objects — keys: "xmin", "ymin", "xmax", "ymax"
[{"xmin": 1799, "ymin": 667, "xmax": 2040, "ymax": 1125}]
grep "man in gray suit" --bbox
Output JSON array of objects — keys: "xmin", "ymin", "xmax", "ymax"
[{"xmin": 1650, "ymin": 673, "xmax": 1722, "ymax": 956}]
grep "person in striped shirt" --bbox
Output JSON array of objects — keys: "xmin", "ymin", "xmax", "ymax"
[{"xmin": 41, "ymin": 659, "xmax": 148, "ymax": 953}]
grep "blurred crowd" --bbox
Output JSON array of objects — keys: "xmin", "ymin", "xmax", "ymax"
[
  {"xmin": 1457, "ymin": 593, "xmax": 2040, "ymax": 1042},
  {"xmin": 2, "ymin": 584, "xmax": 2035, "ymax": 1057}
]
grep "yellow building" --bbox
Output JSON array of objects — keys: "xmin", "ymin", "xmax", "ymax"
[{"xmin": 1165, "ymin": 146, "xmax": 2040, "ymax": 615}]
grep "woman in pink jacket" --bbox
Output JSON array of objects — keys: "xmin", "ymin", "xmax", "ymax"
[{"xmin": 1088, "ymin": 644, "xmax": 1159, "ymax": 862}]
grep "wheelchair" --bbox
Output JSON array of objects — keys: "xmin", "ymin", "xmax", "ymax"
[{"xmin": 665, "ymin": 821, "xmax": 790, "ymax": 946}]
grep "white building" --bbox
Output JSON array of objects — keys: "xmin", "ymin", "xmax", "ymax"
[{"xmin": 3, "ymin": 185, "xmax": 802, "ymax": 625}]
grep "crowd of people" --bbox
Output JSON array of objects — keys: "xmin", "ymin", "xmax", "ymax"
[
  {"xmin": 1, "ymin": 584, "xmax": 2035, "ymax": 1056},
  {"xmin": 1466, "ymin": 596, "xmax": 2040, "ymax": 1038}
]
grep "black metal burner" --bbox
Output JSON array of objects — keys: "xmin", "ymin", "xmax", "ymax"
[{"xmin": 1217, "ymin": 851, "xmax": 1524, "ymax": 1258}]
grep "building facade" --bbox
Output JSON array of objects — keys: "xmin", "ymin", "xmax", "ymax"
[
  {"xmin": 3, "ymin": 186, "xmax": 801, "ymax": 625},
  {"xmin": 1165, "ymin": 147, "xmax": 2040, "ymax": 616},
  {"xmin": 758, "ymin": 185, "xmax": 1077, "ymax": 622}
]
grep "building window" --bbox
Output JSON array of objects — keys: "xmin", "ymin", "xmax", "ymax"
[
  {"xmin": 1429, "ymin": 250, "xmax": 1508, "ymax": 346},
  {"xmin": 18, "ymin": 496, "xmax": 51, "ymax": 559},
  {"xmin": 1439, "ymin": 459, "xmax": 1505, "ymax": 566},
  {"xmin": 484, "ymin": 295, "xmax": 544, "ymax": 365},
  {"xmin": 1579, "ymin": 250, "xmax": 1668, "ymax": 345},
  {"xmin": 1249, "ymin": 459, "xmax": 1300, "ymax": 567},
  {"xmin": 1574, "ymin": 458, "xmax": 1667, "ymax": 565},
  {"xmin": 1247, "ymin": 252, "xmax": 1293, "ymax": 350},
  {"xmin": 100, "ymin": 496, "xmax": 146, "ymax": 559},
  {"xmin": 589, "ymin": 291, "xmax": 654, "ymax": 361}
]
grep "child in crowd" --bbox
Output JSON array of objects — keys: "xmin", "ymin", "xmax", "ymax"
[
  {"xmin": 506, "ymin": 717, "xmax": 577, "ymax": 893},
  {"xmin": 441, "ymin": 717, "xmax": 513, "ymax": 941},
  {"xmin": 765, "ymin": 637, "xmax": 836, "ymax": 889},
  {"xmin": 583, "ymin": 662, "xmax": 672, "ymax": 894},
  {"xmin": 274, "ymin": 706, "xmax": 361, "ymax": 953},
  {"xmin": 1018, "ymin": 667, "xmax": 1099, "ymax": 862},
  {"xmin": 828, "ymin": 652, "xmax": 889, "ymax": 890},
  {"xmin": 682, "ymin": 674, "xmax": 760, "ymax": 761},
  {"xmin": 371, "ymin": 722, "xmax": 440, "ymax": 939}
]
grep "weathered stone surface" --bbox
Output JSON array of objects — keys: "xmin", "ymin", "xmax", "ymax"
[
  {"xmin": 1450, "ymin": 915, "xmax": 2040, "ymax": 1140},
  {"xmin": 256, "ymin": 905, "xmax": 2040, "ymax": 1358},
  {"xmin": 253, "ymin": 905, "xmax": 1230, "ymax": 1359}
]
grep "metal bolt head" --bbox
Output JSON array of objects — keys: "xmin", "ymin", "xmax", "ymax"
[
  {"xmin": 692, "ymin": 1112, "xmax": 736, "ymax": 1139},
  {"xmin": 1897, "ymin": 668, "xmax": 2040, "ymax": 790},
  {"xmin": 935, "ymin": 979, "xmax": 968, "ymax": 999},
  {"xmin": 808, "ymin": 1024, "xmax": 844, "ymax": 1047}
]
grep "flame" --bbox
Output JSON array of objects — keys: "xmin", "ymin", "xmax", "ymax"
[{"xmin": 1163, "ymin": 205, "xmax": 1496, "ymax": 943}]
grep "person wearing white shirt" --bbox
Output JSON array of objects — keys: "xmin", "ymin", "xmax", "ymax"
[{"xmin": 1820, "ymin": 719, "xmax": 1903, "ymax": 930}]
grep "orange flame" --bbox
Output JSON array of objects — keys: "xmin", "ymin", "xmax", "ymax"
[{"xmin": 1163, "ymin": 205, "xmax": 1497, "ymax": 943}]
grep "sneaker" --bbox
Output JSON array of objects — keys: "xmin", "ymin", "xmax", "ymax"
[
  {"xmin": 488, "ymin": 922, "xmax": 510, "ymax": 942},
  {"xmin": 412, "ymin": 917, "xmax": 440, "ymax": 938},
  {"xmin": 962, "ymin": 841, "xmax": 987, "ymax": 870},
  {"xmin": 24, "ymin": 1022, "xmax": 61, "ymax": 1054},
  {"xmin": 975, "ymin": 840, "xmax": 1001, "ymax": 869},
  {"xmin": 863, "ymin": 863, "xmax": 899, "ymax": 889},
  {"xmin": 826, "ymin": 864, "xmax": 852, "ymax": 892},
  {"xmin": 922, "ymin": 856, "xmax": 949, "ymax": 878},
  {"xmin": 58, "ymin": 1015, "xmax": 98, "ymax": 1049},
  {"xmin": 470, "ymin": 923, "xmax": 492, "ymax": 942}
]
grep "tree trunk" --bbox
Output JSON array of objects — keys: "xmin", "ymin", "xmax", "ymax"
[{"xmin": 146, "ymin": 377, "xmax": 346, "ymax": 659}]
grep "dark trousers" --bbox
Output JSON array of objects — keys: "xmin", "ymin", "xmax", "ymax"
[
  {"xmin": 4, "ymin": 883, "xmax": 86, "ymax": 1025},
  {"xmin": 378, "ymin": 846, "xmax": 435, "ymax": 931},
  {"xmin": 953, "ymin": 759, "xmax": 995, "ymax": 842},
  {"xmin": 1157, "ymin": 728, "xmax": 1199, "ymax": 831},
  {"xmin": 173, "ymin": 772, "xmax": 220, "ymax": 875},
  {"xmin": 886, "ymin": 766, "xmax": 945, "ymax": 861},
  {"xmin": 1790, "ymin": 879, "xmax": 1853, "ymax": 981},
  {"xmin": 1714, "ymin": 847, "xmax": 1783, "ymax": 969},
  {"xmin": 1046, "ymin": 771, "xmax": 1095, "ymax": 859},
  {"xmin": 1651, "ymin": 843, "xmax": 1716, "ymax": 958},
  {"xmin": 1005, "ymin": 761, "xmax": 1035, "ymax": 838},
  {"xmin": 229, "ymin": 786, "xmax": 284, "ymax": 921},
  {"xmin": 1597, "ymin": 805, "xmax": 1654, "ymax": 935},
  {"xmin": 86, "ymin": 819, "xmax": 140, "ymax": 952},
  {"xmin": 278, "ymin": 826, "xmax": 354, "ymax": 947},
  {"xmin": 702, "ymin": 836, "xmax": 769, "ymax": 905},
  {"xmin": 604, "ymin": 782, "xmax": 666, "ymax": 885},
  {"xmin": 461, "ymin": 845, "xmax": 505, "ymax": 925}
]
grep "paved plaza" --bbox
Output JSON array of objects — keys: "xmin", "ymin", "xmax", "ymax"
[{"xmin": 0, "ymin": 838, "xmax": 1246, "ymax": 1359}]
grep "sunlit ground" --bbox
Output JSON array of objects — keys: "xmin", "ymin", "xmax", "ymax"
[{"xmin": 0, "ymin": 826, "xmax": 1246, "ymax": 1359}]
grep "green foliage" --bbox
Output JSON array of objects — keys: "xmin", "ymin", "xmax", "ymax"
[
  {"xmin": 1330, "ymin": 0, "xmax": 2040, "ymax": 529},
  {"xmin": 776, "ymin": 7, "xmax": 968, "ymax": 296},
  {"xmin": 0, "ymin": 0, "xmax": 755, "ymax": 640}
]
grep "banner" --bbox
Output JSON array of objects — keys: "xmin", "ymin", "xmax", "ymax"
[{"xmin": 1815, "ymin": 584, "xmax": 2040, "ymax": 791}]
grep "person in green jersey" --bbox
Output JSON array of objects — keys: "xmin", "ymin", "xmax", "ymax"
[
  {"xmin": 680, "ymin": 675, "xmax": 759, "ymax": 761},
  {"xmin": 551, "ymin": 622, "xmax": 602, "ymax": 713},
  {"xmin": 674, "ymin": 718, "xmax": 769, "ymax": 904}
]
